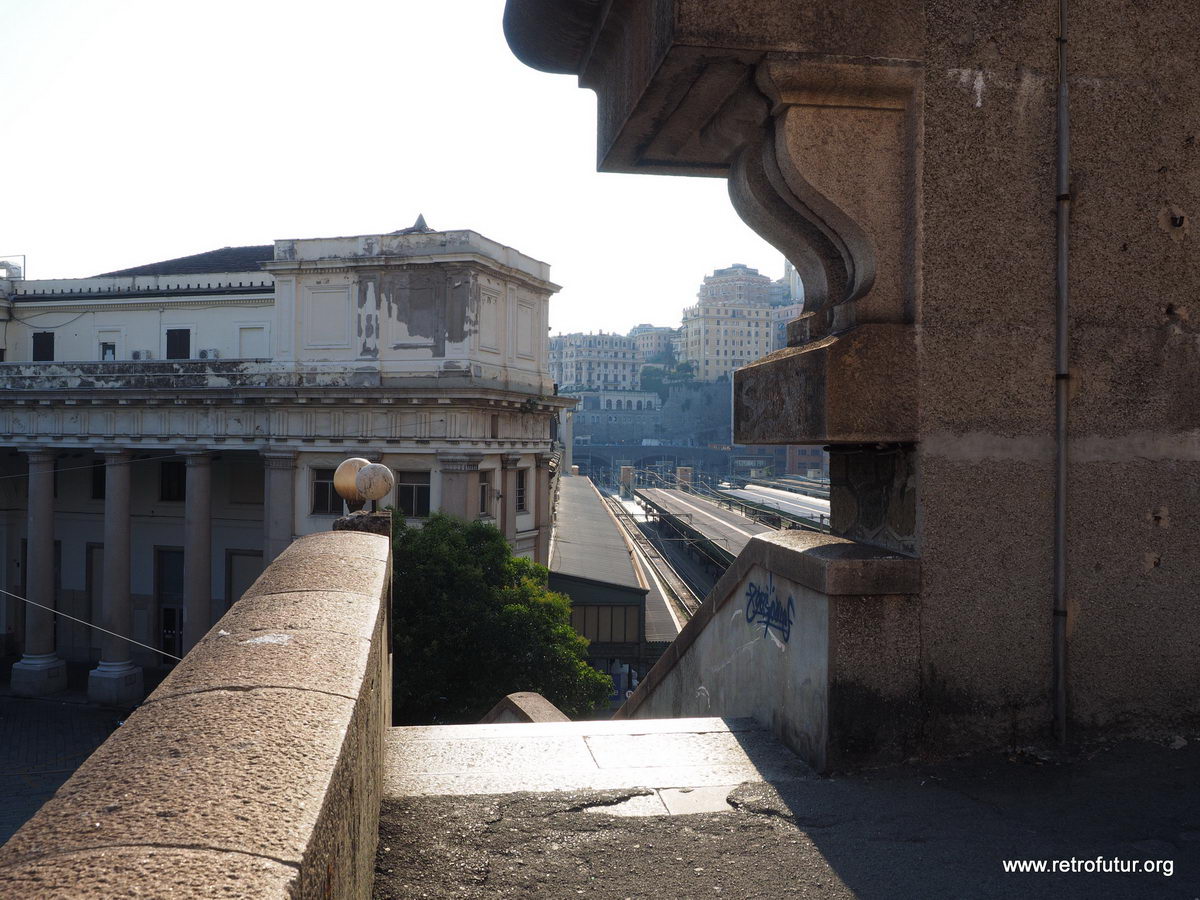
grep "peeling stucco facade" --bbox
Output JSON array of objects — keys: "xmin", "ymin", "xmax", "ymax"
[{"xmin": 0, "ymin": 228, "xmax": 573, "ymax": 669}]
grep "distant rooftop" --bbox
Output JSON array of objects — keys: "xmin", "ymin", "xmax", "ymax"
[
  {"xmin": 550, "ymin": 477, "xmax": 643, "ymax": 590},
  {"xmin": 97, "ymin": 245, "xmax": 274, "ymax": 277}
]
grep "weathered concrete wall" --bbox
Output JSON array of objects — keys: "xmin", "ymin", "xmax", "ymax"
[
  {"xmin": 505, "ymin": 0, "xmax": 1200, "ymax": 755},
  {"xmin": 617, "ymin": 531, "xmax": 920, "ymax": 771},
  {"xmin": 0, "ymin": 530, "xmax": 392, "ymax": 898}
]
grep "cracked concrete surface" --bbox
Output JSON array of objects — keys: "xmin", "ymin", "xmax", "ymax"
[{"xmin": 378, "ymin": 720, "xmax": 1200, "ymax": 899}]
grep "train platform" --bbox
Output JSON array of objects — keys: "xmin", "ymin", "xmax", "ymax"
[{"xmin": 635, "ymin": 487, "xmax": 775, "ymax": 562}]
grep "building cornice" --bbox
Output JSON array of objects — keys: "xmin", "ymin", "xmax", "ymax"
[
  {"xmin": 10, "ymin": 293, "xmax": 274, "ymax": 313},
  {"xmin": 263, "ymin": 253, "xmax": 560, "ymax": 296}
]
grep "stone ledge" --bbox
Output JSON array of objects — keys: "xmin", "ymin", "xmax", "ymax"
[
  {"xmin": 243, "ymin": 533, "xmax": 391, "ymax": 600},
  {"xmin": 0, "ymin": 847, "xmax": 298, "ymax": 899},
  {"xmin": 617, "ymin": 530, "xmax": 918, "ymax": 724},
  {"xmin": 0, "ymin": 530, "xmax": 392, "ymax": 900},
  {"xmin": 480, "ymin": 692, "xmax": 571, "ymax": 724},
  {"xmin": 734, "ymin": 324, "xmax": 918, "ymax": 444}
]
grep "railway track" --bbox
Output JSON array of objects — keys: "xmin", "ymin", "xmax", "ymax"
[{"xmin": 602, "ymin": 494, "xmax": 700, "ymax": 619}]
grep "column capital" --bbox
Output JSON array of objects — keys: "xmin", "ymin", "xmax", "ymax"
[
  {"xmin": 501, "ymin": 453, "xmax": 523, "ymax": 470},
  {"xmin": 94, "ymin": 446, "xmax": 132, "ymax": 459},
  {"xmin": 177, "ymin": 447, "xmax": 213, "ymax": 460},
  {"xmin": 535, "ymin": 451, "xmax": 556, "ymax": 469},
  {"xmin": 261, "ymin": 451, "xmax": 297, "ymax": 469},
  {"xmin": 438, "ymin": 452, "xmax": 483, "ymax": 473},
  {"xmin": 24, "ymin": 447, "xmax": 55, "ymax": 462}
]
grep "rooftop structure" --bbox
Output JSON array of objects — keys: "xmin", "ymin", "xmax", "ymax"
[{"xmin": 0, "ymin": 222, "xmax": 571, "ymax": 705}]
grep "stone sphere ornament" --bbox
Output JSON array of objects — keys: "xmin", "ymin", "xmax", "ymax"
[
  {"xmin": 334, "ymin": 458, "xmax": 370, "ymax": 511},
  {"xmin": 355, "ymin": 463, "xmax": 395, "ymax": 503}
]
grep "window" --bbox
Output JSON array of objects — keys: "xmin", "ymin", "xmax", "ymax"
[
  {"xmin": 478, "ymin": 469, "xmax": 492, "ymax": 517},
  {"xmin": 100, "ymin": 342, "xmax": 116, "ymax": 361},
  {"xmin": 395, "ymin": 470, "xmax": 431, "ymax": 518},
  {"xmin": 311, "ymin": 467, "xmax": 338, "ymax": 515},
  {"xmin": 515, "ymin": 469, "xmax": 527, "ymax": 512},
  {"xmin": 160, "ymin": 460, "xmax": 186, "ymax": 502},
  {"xmin": 490, "ymin": 414, "xmax": 499, "ymax": 440},
  {"xmin": 165, "ymin": 328, "xmax": 191, "ymax": 360},
  {"xmin": 32, "ymin": 332, "xmax": 54, "ymax": 361},
  {"xmin": 92, "ymin": 460, "xmax": 105, "ymax": 500}
]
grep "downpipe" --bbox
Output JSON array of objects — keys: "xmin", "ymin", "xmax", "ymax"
[{"xmin": 1053, "ymin": 0, "xmax": 1071, "ymax": 745}]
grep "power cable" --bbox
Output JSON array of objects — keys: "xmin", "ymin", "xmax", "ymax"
[
  {"xmin": 0, "ymin": 452, "xmax": 183, "ymax": 482},
  {"xmin": 0, "ymin": 586, "xmax": 183, "ymax": 662}
]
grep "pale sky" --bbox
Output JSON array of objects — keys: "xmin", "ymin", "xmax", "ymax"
[{"xmin": 1, "ymin": 0, "xmax": 784, "ymax": 335}]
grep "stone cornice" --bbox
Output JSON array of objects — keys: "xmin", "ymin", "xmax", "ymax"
[
  {"xmin": 264, "ymin": 254, "xmax": 560, "ymax": 296},
  {"xmin": 11, "ymin": 294, "xmax": 273, "ymax": 312}
]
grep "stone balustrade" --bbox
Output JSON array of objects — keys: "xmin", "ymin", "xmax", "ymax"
[{"xmin": 0, "ymin": 530, "xmax": 392, "ymax": 898}]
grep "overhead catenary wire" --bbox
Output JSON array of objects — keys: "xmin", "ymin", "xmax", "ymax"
[
  {"xmin": 0, "ymin": 586, "xmax": 183, "ymax": 662},
  {"xmin": 0, "ymin": 452, "xmax": 185, "ymax": 482}
]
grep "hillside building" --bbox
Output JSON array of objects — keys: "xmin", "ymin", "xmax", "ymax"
[
  {"xmin": 548, "ymin": 331, "xmax": 641, "ymax": 392},
  {"xmin": 627, "ymin": 324, "xmax": 677, "ymax": 364},
  {"xmin": 679, "ymin": 266, "xmax": 776, "ymax": 381}
]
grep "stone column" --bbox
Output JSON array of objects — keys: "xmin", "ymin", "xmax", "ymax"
[
  {"xmin": 619, "ymin": 465, "xmax": 634, "ymax": 497},
  {"xmin": 182, "ymin": 451, "xmax": 213, "ymax": 652},
  {"xmin": 12, "ymin": 449, "xmax": 66, "ymax": 697},
  {"xmin": 262, "ymin": 451, "xmax": 296, "ymax": 564},
  {"xmin": 500, "ymin": 454, "xmax": 521, "ymax": 542},
  {"xmin": 437, "ymin": 453, "xmax": 482, "ymax": 520},
  {"xmin": 88, "ymin": 449, "xmax": 143, "ymax": 706},
  {"xmin": 534, "ymin": 453, "xmax": 554, "ymax": 565}
]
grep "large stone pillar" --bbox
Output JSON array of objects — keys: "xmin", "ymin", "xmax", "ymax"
[
  {"xmin": 500, "ymin": 454, "xmax": 521, "ymax": 542},
  {"xmin": 437, "ymin": 453, "xmax": 482, "ymax": 520},
  {"xmin": 12, "ymin": 449, "xmax": 66, "ymax": 697},
  {"xmin": 675, "ymin": 467, "xmax": 694, "ymax": 492},
  {"xmin": 534, "ymin": 453, "xmax": 554, "ymax": 565},
  {"xmin": 88, "ymin": 449, "xmax": 143, "ymax": 706},
  {"xmin": 262, "ymin": 451, "xmax": 296, "ymax": 564},
  {"xmin": 182, "ymin": 451, "xmax": 212, "ymax": 652}
]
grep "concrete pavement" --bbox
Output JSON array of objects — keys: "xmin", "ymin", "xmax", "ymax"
[
  {"xmin": 376, "ymin": 720, "xmax": 1200, "ymax": 899},
  {"xmin": 0, "ymin": 695, "xmax": 123, "ymax": 846}
]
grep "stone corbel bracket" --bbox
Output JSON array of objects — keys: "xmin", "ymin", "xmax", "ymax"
[
  {"xmin": 502, "ymin": 1, "xmax": 922, "ymax": 444},
  {"xmin": 734, "ymin": 57, "xmax": 921, "ymax": 445}
]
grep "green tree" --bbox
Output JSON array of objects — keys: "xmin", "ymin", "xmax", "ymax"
[{"xmin": 391, "ymin": 514, "xmax": 613, "ymax": 724}]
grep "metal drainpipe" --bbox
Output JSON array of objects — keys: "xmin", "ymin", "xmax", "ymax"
[{"xmin": 1053, "ymin": 0, "xmax": 1071, "ymax": 745}]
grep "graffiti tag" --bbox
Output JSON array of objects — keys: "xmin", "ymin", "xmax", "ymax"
[{"xmin": 744, "ymin": 577, "xmax": 795, "ymax": 643}]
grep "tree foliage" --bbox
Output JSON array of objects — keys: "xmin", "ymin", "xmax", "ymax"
[{"xmin": 391, "ymin": 514, "xmax": 613, "ymax": 724}]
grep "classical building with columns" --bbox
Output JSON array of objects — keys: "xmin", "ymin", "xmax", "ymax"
[{"xmin": 0, "ymin": 223, "xmax": 571, "ymax": 703}]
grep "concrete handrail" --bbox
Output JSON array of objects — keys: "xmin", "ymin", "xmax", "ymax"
[{"xmin": 0, "ymin": 530, "xmax": 392, "ymax": 898}]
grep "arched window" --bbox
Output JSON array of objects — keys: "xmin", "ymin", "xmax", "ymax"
[
  {"xmin": 636, "ymin": 401, "xmax": 643, "ymax": 410},
  {"xmin": 605, "ymin": 399, "xmax": 613, "ymax": 409}
]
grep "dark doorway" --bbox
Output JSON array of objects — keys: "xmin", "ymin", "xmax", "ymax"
[
  {"xmin": 155, "ymin": 547, "xmax": 185, "ymax": 661},
  {"xmin": 165, "ymin": 329, "xmax": 191, "ymax": 360}
]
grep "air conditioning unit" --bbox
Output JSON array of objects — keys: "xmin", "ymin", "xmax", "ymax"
[
  {"xmin": 130, "ymin": 350, "xmax": 154, "ymax": 361},
  {"xmin": 198, "ymin": 348, "xmax": 220, "ymax": 360}
]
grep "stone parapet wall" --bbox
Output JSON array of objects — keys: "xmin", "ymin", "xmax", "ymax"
[
  {"xmin": 0, "ymin": 529, "xmax": 392, "ymax": 898},
  {"xmin": 616, "ymin": 530, "xmax": 920, "ymax": 772}
]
